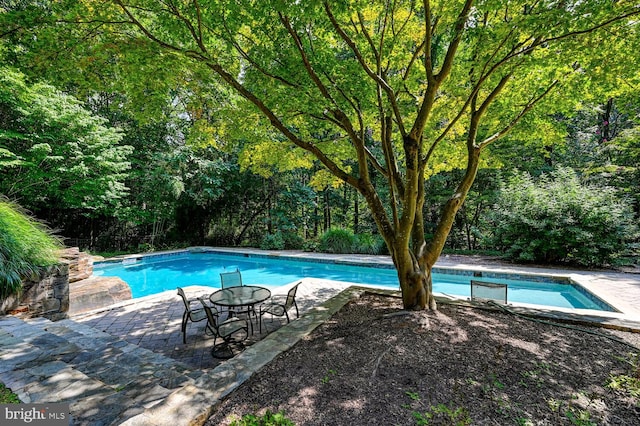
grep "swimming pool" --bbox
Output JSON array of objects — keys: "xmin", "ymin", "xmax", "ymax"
[{"xmin": 93, "ymin": 251, "xmax": 616, "ymax": 311}]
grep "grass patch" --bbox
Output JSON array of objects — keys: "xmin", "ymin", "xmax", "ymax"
[
  {"xmin": 0, "ymin": 382, "xmax": 20, "ymax": 403},
  {"xmin": 229, "ymin": 410, "xmax": 294, "ymax": 425}
]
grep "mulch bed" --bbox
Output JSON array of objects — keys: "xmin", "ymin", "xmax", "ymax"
[{"xmin": 206, "ymin": 292, "xmax": 640, "ymax": 425}]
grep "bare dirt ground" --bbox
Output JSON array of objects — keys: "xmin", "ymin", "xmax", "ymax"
[{"xmin": 206, "ymin": 291, "xmax": 640, "ymax": 425}]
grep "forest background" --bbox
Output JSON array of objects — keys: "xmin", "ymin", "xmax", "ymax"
[{"xmin": 0, "ymin": 1, "xmax": 639, "ymax": 270}]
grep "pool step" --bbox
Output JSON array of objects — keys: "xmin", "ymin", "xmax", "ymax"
[{"xmin": 0, "ymin": 315, "xmax": 201, "ymax": 425}]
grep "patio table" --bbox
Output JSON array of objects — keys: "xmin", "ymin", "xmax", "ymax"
[{"xmin": 209, "ymin": 286, "xmax": 271, "ymax": 332}]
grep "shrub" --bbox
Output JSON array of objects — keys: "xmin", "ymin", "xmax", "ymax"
[
  {"xmin": 487, "ymin": 168, "xmax": 637, "ymax": 267},
  {"xmin": 281, "ymin": 231, "xmax": 304, "ymax": 250},
  {"xmin": 260, "ymin": 232, "xmax": 285, "ymax": 250},
  {"xmin": 353, "ymin": 233, "xmax": 388, "ymax": 255},
  {"xmin": 302, "ymin": 239, "xmax": 319, "ymax": 252},
  {"xmin": 319, "ymin": 228, "xmax": 355, "ymax": 254},
  {"xmin": 0, "ymin": 382, "xmax": 20, "ymax": 403},
  {"xmin": 229, "ymin": 410, "xmax": 294, "ymax": 426},
  {"xmin": 0, "ymin": 198, "xmax": 63, "ymax": 297}
]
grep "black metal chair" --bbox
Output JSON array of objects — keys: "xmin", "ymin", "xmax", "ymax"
[
  {"xmin": 259, "ymin": 282, "xmax": 301, "ymax": 333},
  {"xmin": 198, "ymin": 297, "xmax": 249, "ymax": 358},
  {"xmin": 177, "ymin": 287, "xmax": 207, "ymax": 344}
]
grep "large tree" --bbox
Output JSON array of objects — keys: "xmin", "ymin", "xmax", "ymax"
[{"xmin": 5, "ymin": 0, "xmax": 638, "ymax": 309}]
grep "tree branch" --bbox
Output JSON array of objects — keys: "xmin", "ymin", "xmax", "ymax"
[
  {"xmin": 435, "ymin": 0, "xmax": 475, "ymax": 83},
  {"xmin": 323, "ymin": 1, "xmax": 407, "ymax": 138},
  {"xmin": 478, "ymin": 80, "xmax": 559, "ymax": 149},
  {"xmin": 222, "ymin": 21, "xmax": 300, "ymax": 88},
  {"xmin": 207, "ymin": 62, "xmax": 359, "ymax": 189},
  {"xmin": 357, "ymin": 11, "xmax": 381, "ymax": 66},
  {"xmin": 113, "ymin": 0, "xmax": 208, "ymax": 61},
  {"xmin": 410, "ymin": 0, "xmax": 474, "ymax": 139},
  {"xmin": 422, "ymin": 0, "xmax": 436, "ymax": 85},
  {"xmin": 165, "ymin": 0, "xmax": 207, "ymax": 54},
  {"xmin": 279, "ymin": 14, "xmax": 336, "ymax": 104}
]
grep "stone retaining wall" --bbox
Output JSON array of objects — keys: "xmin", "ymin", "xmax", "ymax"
[
  {"xmin": 0, "ymin": 264, "xmax": 70, "ymax": 321},
  {"xmin": 1, "ymin": 247, "xmax": 133, "ymax": 319},
  {"xmin": 0, "ymin": 247, "xmax": 95, "ymax": 321},
  {"xmin": 62, "ymin": 246, "xmax": 93, "ymax": 282}
]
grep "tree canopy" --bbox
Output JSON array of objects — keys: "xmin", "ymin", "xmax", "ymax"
[
  {"xmin": 2, "ymin": 0, "xmax": 639, "ymax": 308},
  {"xmin": 0, "ymin": 66, "xmax": 132, "ymax": 214}
]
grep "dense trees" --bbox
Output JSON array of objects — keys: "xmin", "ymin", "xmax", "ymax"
[
  {"xmin": 0, "ymin": 1, "xmax": 638, "ymax": 309},
  {"xmin": 0, "ymin": 67, "xmax": 132, "ymax": 215}
]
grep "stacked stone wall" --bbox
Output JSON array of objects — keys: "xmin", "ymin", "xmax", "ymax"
[
  {"xmin": 62, "ymin": 247, "xmax": 94, "ymax": 282},
  {"xmin": 1, "ymin": 247, "xmax": 131, "ymax": 319},
  {"xmin": 0, "ymin": 247, "xmax": 96, "ymax": 321},
  {"xmin": 0, "ymin": 264, "xmax": 70, "ymax": 321}
]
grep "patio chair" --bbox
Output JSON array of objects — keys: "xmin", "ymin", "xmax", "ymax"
[
  {"xmin": 198, "ymin": 297, "xmax": 249, "ymax": 358},
  {"xmin": 219, "ymin": 268, "xmax": 246, "ymax": 318},
  {"xmin": 470, "ymin": 280, "xmax": 508, "ymax": 304},
  {"xmin": 259, "ymin": 281, "xmax": 301, "ymax": 333},
  {"xmin": 220, "ymin": 268, "xmax": 243, "ymax": 288},
  {"xmin": 177, "ymin": 287, "xmax": 207, "ymax": 344}
]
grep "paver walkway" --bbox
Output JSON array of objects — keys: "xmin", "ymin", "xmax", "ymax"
[
  {"xmin": 0, "ymin": 278, "xmax": 355, "ymax": 425},
  {"xmin": 2, "ymin": 249, "xmax": 640, "ymax": 425}
]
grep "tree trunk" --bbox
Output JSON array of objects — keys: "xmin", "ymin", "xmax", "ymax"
[
  {"xmin": 382, "ymin": 144, "xmax": 482, "ymax": 311},
  {"xmin": 392, "ymin": 243, "xmax": 430, "ymax": 310},
  {"xmin": 323, "ymin": 190, "xmax": 331, "ymax": 231},
  {"xmin": 313, "ymin": 194, "xmax": 319, "ymax": 237},
  {"xmin": 266, "ymin": 178, "xmax": 273, "ymax": 234}
]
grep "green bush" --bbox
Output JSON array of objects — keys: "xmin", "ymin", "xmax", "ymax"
[
  {"xmin": 487, "ymin": 168, "xmax": 637, "ymax": 267},
  {"xmin": 0, "ymin": 198, "xmax": 63, "ymax": 297},
  {"xmin": 229, "ymin": 410, "xmax": 295, "ymax": 426},
  {"xmin": 353, "ymin": 233, "xmax": 388, "ymax": 255},
  {"xmin": 260, "ymin": 232, "xmax": 285, "ymax": 250},
  {"xmin": 0, "ymin": 382, "xmax": 20, "ymax": 403},
  {"xmin": 319, "ymin": 228, "xmax": 355, "ymax": 254},
  {"xmin": 259, "ymin": 231, "xmax": 303, "ymax": 250},
  {"xmin": 281, "ymin": 231, "xmax": 304, "ymax": 250},
  {"xmin": 302, "ymin": 239, "xmax": 319, "ymax": 252}
]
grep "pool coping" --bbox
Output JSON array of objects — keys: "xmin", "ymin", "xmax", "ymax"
[{"xmin": 209, "ymin": 247, "xmax": 640, "ymax": 320}]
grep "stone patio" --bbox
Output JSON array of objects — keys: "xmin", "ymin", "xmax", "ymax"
[{"xmin": 71, "ymin": 279, "xmax": 352, "ymax": 371}]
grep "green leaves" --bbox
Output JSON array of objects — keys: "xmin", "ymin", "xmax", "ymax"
[
  {"xmin": 0, "ymin": 198, "xmax": 63, "ymax": 297},
  {"xmin": 488, "ymin": 168, "xmax": 638, "ymax": 266},
  {"xmin": 0, "ymin": 66, "xmax": 132, "ymax": 213}
]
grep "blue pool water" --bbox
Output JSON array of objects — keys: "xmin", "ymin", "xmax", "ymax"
[{"xmin": 93, "ymin": 251, "xmax": 615, "ymax": 311}]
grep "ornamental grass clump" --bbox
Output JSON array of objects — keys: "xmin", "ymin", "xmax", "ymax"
[
  {"xmin": 0, "ymin": 198, "xmax": 63, "ymax": 298},
  {"xmin": 319, "ymin": 228, "xmax": 355, "ymax": 254}
]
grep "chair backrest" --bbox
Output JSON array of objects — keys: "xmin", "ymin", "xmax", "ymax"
[
  {"xmin": 284, "ymin": 282, "xmax": 301, "ymax": 310},
  {"xmin": 199, "ymin": 298, "xmax": 219, "ymax": 329},
  {"xmin": 177, "ymin": 287, "xmax": 191, "ymax": 312},
  {"xmin": 220, "ymin": 269, "xmax": 242, "ymax": 288},
  {"xmin": 470, "ymin": 280, "xmax": 507, "ymax": 304}
]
